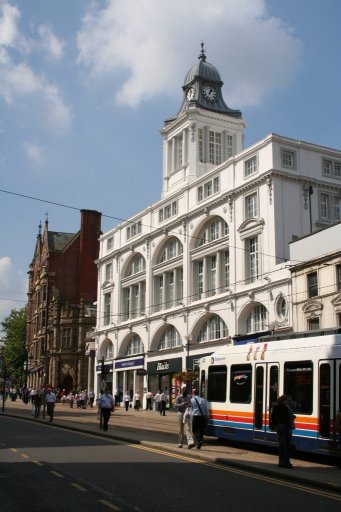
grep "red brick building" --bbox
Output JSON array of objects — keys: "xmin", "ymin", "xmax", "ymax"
[{"xmin": 26, "ymin": 210, "xmax": 101, "ymax": 393}]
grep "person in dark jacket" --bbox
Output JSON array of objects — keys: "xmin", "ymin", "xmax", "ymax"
[{"xmin": 271, "ymin": 395, "xmax": 295, "ymax": 468}]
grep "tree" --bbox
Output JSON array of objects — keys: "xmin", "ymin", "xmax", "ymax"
[{"xmin": 1, "ymin": 308, "xmax": 27, "ymax": 386}]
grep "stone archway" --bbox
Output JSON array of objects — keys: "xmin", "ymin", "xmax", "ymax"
[{"xmin": 62, "ymin": 375, "xmax": 74, "ymax": 394}]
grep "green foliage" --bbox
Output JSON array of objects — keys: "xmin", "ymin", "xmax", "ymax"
[{"xmin": 1, "ymin": 308, "xmax": 27, "ymax": 384}]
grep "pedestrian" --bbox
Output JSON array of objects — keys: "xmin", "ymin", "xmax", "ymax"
[
  {"xmin": 89, "ymin": 389, "xmax": 95, "ymax": 408},
  {"xmin": 123, "ymin": 391, "xmax": 130, "ymax": 411},
  {"xmin": 183, "ymin": 403, "xmax": 195, "ymax": 449},
  {"xmin": 99, "ymin": 388, "xmax": 114, "ymax": 432},
  {"xmin": 271, "ymin": 395, "xmax": 295, "ymax": 468},
  {"xmin": 114, "ymin": 388, "xmax": 120, "ymax": 407},
  {"xmin": 160, "ymin": 390, "xmax": 167, "ymax": 416},
  {"xmin": 154, "ymin": 390, "xmax": 162, "ymax": 413},
  {"xmin": 134, "ymin": 390, "xmax": 141, "ymax": 411},
  {"xmin": 34, "ymin": 390, "xmax": 42, "ymax": 418},
  {"xmin": 45, "ymin": 387, "xmax": 57, "ymax": 422},
  {"xmin": 191, "ymin": 388, "xmax": 208, "ymax": 449},
  {"xmin": 145, "ymin": 390, "xmax": 153, "ymax": 410},
  {"xmin": 175, "ymin": 385, "xmax": 191, "ymax": 447}
]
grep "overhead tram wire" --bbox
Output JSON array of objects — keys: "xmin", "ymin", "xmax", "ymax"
[{"xmin": 0, "ymin": 187, "xmax": 317, "ymax": 268}]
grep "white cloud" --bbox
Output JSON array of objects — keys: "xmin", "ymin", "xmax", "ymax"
[
  {"xmin": 0, "ymin": 256, "xmax": 27, "ymax": 330},
  {"xmin": 0, "ymin": 1, "xmax": 20, "ymax": 47},
  {"xmin": 77, "ymin": 0, "xmax": 301, "ymax": 108},
  {"xmin": 37, "ymin": 24, "xmax": 64, "ymax": 60},
  {"xmin": 0, "ymin": 1, "xmax": 72, "ymax": 131},
  {"xmin": 23, "ymin": 141, "xmax": 46, "ymax": 167}
]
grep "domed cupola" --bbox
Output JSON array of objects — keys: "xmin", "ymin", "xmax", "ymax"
[
  {"xmin": 167, "ymin": 43, "xmax": 242, "ymax": 122},
  {"xmin": 184, "ymin": 45, "xmax": 223, "ymax": 87}
]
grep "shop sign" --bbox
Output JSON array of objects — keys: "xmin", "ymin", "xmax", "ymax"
[
  {"xmin": 115, "ymin": 357, "xmax": 144, "ymax": 370},
  {"xmin": 147, "ymin": 357, "xmax": 182, "ymax": 375}
]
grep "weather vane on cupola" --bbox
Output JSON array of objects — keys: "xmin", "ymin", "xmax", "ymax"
[{"xmin": 199, "ymin": 41, "xmax": 207, "ymax": 62}]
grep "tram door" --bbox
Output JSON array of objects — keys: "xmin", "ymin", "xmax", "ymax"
[
  {"xmin": 254, "ymin": 363, "xmax": 279, "ymax": 438},
  {"xmin": 319, "ymin": 359, "xmax": 341, "ymax": 448}
]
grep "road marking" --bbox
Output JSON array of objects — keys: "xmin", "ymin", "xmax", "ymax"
[
  {"xmin": 130, "ymin": 444, "xmax": 341, "ymax": 502},
  {"xmin": 130, "ymin": 444, "xmax": 201, "ymax": 463},
  {"xmin": 20, "ymin": 453, "xmax": 30, "ymax": 459},
  {"xmin": 32, "ymin": 461, "xmax": 44, "ymax": 466},
  {"xmin": 98, "ymin": 499, "xmax": 121, "ymax": 511},
  {"xmin": 50, "ymin": 470, "xmax": 64, "ymax": 478},
  {"xmin": 10, "ymin": 448, "xmax": 17, "ymax": 452},
  {"xmin": 70, "ymin": 483, "xmax": 87, "ymax": 492}
]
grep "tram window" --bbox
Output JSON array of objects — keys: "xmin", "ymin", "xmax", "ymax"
[
  {"xmin": 284, "ymin": 361, "xmax": 313, "ymax": 414},
  {"xmin": 207, "ymin": 366, "xmax": 227, "ymax": 402},
  {"xmin": 200, "ymin": 370, "xmax": 206, "ymax": 398},
  {"xmin": 230, "ymin": 364, "xmax": 252, "ymax": 404}
]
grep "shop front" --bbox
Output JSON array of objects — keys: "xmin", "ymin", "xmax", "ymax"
[
  {"xmin": 95, "ymin": 361, "xmax": 113, "ymax": 394},
  {"xmin": 114, "ymin": 356, "xmax": 145, "ymax": 403},
  {"xmin": 147, "ymin": 357, "xmax": 182, "ymax": 408}
]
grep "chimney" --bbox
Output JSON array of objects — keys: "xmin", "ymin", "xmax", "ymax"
[{"xmin": 79, "ymin": 209, "xmax": 102, "ymax": 301}]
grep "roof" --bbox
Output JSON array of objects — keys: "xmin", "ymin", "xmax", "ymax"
[{"xmin": 47, "ymin": 231, "xmax": 77, "ymax": 252}]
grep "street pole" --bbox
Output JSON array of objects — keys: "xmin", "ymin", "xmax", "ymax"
[
  {"xmin": 2, "ymin": 362, "xmax": 6, "ymax": 413},
  {"xmin": 309, "ymin": 185, "xmax": 313, "ymax": 233},
  {"xmin": 99, "ymin": 356, "xmax": 105, "ymax": 429}
]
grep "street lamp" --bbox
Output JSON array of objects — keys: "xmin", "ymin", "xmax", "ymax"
[
  {"xmin": 0, "ymin": 352, "xmax": 7, "ymax": 413},
  {"xmin": 98, "ymin": 356, "xmax": 106, "ymax": 429},
  {"xmin": 184, "ymin": 335, "xmax": 192, "ymax": 372}
]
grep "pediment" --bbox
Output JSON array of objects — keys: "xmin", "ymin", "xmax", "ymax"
[
  {"xmin": 331, "ymin": 293, "xmax": 341, "ymax": 306},
  {"xmin": 302, "ymin": 300, "xmax": 323, "ymax": 314},
  {"xmin": 101, "ymin": 280, "xmax": 115, "ymax": 290},
  {"xmin": 238, "ymin": 218, "xmax": 264, "ymax": 239}
]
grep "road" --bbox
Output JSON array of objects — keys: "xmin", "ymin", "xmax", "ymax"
[{"xmin": 1, "ymin": 416, "xmax": 341, "ymax": 512}]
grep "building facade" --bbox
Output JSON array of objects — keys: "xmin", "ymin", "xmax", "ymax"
[
  {"xmin": 26, "ymin": 209, "xmax": 101, "ymax": 393},
  {"xmin": 290, "ymin": 223, "xmax": 341, "ymax": 331},
  {"xmin": 94, "ymin": 47, "xmax": 341, "ymax": 405}
]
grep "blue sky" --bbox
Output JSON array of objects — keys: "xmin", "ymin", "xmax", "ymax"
[{"xmin": 0, "ymin": 0, "xmax": 340, "ymax": 331}]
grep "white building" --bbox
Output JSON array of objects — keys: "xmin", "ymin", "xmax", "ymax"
[
  {"xmin": 289, "ymin": 222, "xmax": 341, "ymax": 331},
  {"xmin": 94, "ymin": 46, "xmax": 341, "ymax": 405}
]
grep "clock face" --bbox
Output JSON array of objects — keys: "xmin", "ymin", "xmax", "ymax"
[
  {"xmin": 203, "ymin": 84, "xmax": 217, "ymax": 101},
  {"xmin": 186, "ymin": 87, "xmax": 195, "ymax": 101}
]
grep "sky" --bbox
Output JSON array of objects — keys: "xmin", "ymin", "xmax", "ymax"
[{"xmin": 0, "ymin": 0, "xmax": 341, "ymax": 333}]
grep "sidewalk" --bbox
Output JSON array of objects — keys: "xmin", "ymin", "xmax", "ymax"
[{"xmin": 2, "ymin": 400, "xmax": 340, "ymax": 494}]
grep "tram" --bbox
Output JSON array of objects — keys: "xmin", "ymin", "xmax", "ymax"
[{"xmin": 199, "ymin": 329, "xmax": 341, "ymax": 457}]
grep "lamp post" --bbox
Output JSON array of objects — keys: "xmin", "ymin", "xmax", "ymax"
[
  {"xmin": 98, "ymin": 356, "xmax": 105, "ymax": 429},
  {"xmin": 308, "ymin": 185, "xmax": 314, "ymax": 233},
  {"xmin": 184, "ymin": 335, "xmax": 192, "ymax": 372},
  {"xmin": 0, "ymin": 353, "xmax": 7, "ymax": 413}
]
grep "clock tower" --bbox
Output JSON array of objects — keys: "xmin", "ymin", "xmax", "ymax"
[{"xmin": 161, "ymin": 44, "xmax": 246, "ymax": 197}]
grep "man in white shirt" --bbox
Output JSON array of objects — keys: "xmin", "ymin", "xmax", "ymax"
[
  {"xmin": 99, "ymin": 388, "xmax": 114, "ymax": 431},
  {"xmin": 191, "ymin": 388, "xmax": 208, "ymax": 449},
  {"xmin": 45, "ymin": 388, "xmax": 57, "ymax": 422}
]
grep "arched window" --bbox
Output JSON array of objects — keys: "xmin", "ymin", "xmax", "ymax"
[
  {"xmin": 122, "ymin": 253, "xmax": 146, "ymax": 320},
  {"xmin": 127, "ymin": 254, "xmax": 145, "ymax": 276},
  {"xmin": 158, "ymin": 237, "xmax": 183, "ymax": 263},
  {"xmin": 101, "ymin": 340, "xmax": 113, "ymax": 359},
  {"xmin": 153, "ymin": 238, "xmax": 184, "ymax": 313},
  {"xmin": 192, "ymin": 217, "xmax": 229, "ymax": 301},
  {"xmin": 246, "ymin": 305, "xmax": 268, "ymax": 333},
  {"xmin": 196, "ymin": 217, "xmax": 228, "ymax": 248},
  {"xmin": 126, "ymin": 335, "xmax": 143, "ymax": 356},
  {"xmin": 197, "ymin": 315, "xmax": 227, "ymax": 342},
  {"xmin": 158, "ymin": 325, "xmax": 181, "ymax": 350}
]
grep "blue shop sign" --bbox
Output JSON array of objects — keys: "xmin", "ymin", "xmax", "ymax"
[{"xmin": 115, "ymin": 357, "xmax": 144, "ymax": 370}]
